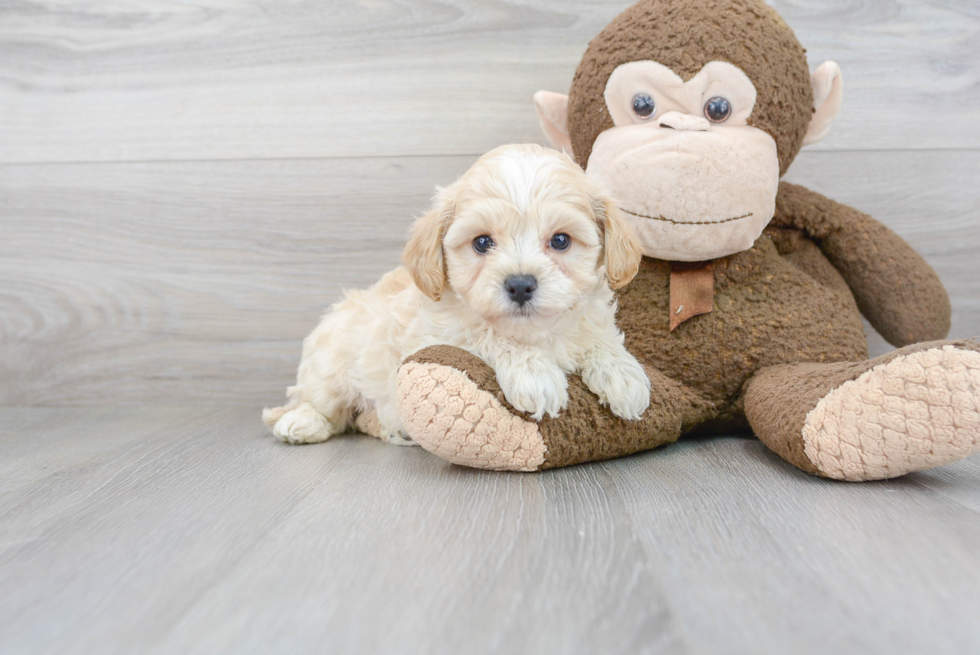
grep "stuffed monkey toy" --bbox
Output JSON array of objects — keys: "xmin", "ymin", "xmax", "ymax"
[{"xmin": 394, "ymin": 0, "xmax": 980, "ymax": 480}]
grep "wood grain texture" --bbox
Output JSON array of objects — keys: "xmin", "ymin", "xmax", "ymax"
[
  {"xmin": 0, "ymin": 407, "xmax": 977, "ymax": 654},
  {"xmin": 2, "ymin": 4, "xmax": 979, "ymax": 654},
  {"xmin": 0, "ymin": 0, "xmax": 978, "ymax": 164},
  {"xmin": 2, "ymin": 150, "xmax": 977, "ymax": 405},
  {"xmin": 604, "ymin": 438, "xmax": 980, "ymax": 655}
]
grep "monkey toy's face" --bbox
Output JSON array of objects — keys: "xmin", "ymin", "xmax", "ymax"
[
  {"xmin": 534, "ymin": 0, "xmax": 844, "ymax": 263},
  {"xmin": 589, "ymin": 60, "xmax": 778, "ymax": 261}
]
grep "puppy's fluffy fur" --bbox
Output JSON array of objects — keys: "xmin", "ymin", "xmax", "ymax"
[{"xmin": 264, "ymin": 144, "xmax": 650, "ymax": 445}]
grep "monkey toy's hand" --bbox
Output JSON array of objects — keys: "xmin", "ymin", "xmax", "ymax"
[{"xmin": 773, "ymin": 182, "xmax": 951, "ymax": 346}]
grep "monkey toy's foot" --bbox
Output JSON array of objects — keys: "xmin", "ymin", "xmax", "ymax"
[
  {"xmin": 746, "ymin": 340, "xmax": 980, "ymax": 481},
  {"xmin": 396, "ymin": 349, "xmax": 546, "ymax": 471},
  {"xmin": 396, "ymin": 346, "xmax": 712, "ymax": 471}
]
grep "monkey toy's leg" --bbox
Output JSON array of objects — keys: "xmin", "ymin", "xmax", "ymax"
[
  {"xmin": 396, "ymin": 346, "xmax": 715, "ymax": 471},
  {"xmin": 744, "ymin": 340, "xmax": 980, "ymax": 481}
]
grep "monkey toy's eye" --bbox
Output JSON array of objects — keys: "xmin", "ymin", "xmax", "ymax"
[
  {"xmin": 704, "ymin": 96, "xmax": 732, "ymax": 123},
  {"xmin": 549, "ymin": 233, "xmax": 571, "ymax": 251},
  {"xmin": 472, "ymin": 235, "xmax": 494, "ymax": 254},
  {"xmin": 631, "ymin": 93, "xmax": 656, "ymax": 119}
]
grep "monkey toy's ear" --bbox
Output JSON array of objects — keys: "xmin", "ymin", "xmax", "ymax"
[
  {"xmin": 804, "ymin": 61, "xmax": 844, "ymax": 146},
  {"xmin": 533, "ymin": 91, "xmax": 574, "ymax": 155}
]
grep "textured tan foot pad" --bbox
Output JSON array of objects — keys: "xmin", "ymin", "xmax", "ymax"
[
  {"xmin": 396, "ymin": 361, "xmax": 546, "ymax": 471},
  {"xmin": 803, "ymin": 345, "xmax": 980, "ymax": 480}
]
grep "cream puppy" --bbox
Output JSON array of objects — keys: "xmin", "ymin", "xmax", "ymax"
[{"xmin": 263, "ymin": 144, "xmax": 650, "ymax": 446}]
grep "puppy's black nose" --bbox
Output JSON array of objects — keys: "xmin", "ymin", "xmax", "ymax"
[{"xmin": 504, "ymin": 274, "xmax": 537, "ymax": 306}]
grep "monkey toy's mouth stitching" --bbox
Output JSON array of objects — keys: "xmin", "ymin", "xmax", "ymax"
[{"xmin": 622, "ymin": 208, "xmax": 754, "ymax": 226}]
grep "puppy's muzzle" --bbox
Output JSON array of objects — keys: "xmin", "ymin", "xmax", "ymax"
[{"xmin": 504, "ymin": 274, "xmax": 537, "ymax": 307}]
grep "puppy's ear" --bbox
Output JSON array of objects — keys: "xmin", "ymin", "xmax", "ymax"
[
  {"xmin": 593, "ymin": 195, "xmax": 643, "ymax": 290},
  {"xmin": 403, "ymin": 188, "xmax": 454, "ymax": 301}
]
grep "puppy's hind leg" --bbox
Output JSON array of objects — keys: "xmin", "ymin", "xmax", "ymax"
[
  {"xmin": 266, "ymin": 355, "xmax": 353, "ymax": 445},
  {"xmin": 268, "ymin": 402, "xmax": 347, "ymax": 444},
  {"xmin": 266, "ymin": 308, "xmax": 361, "ymax": 443},
  {"xmin": 354, "ymin": 407, "xmax": 417, "ymax": 446}
]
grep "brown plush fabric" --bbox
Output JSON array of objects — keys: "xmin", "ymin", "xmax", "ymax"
[
  {"xmin": 745, "ymin": 358, "xmax": 889, "ymax": 475},
  {"xmin": 617, "ymin": 235, "xmax": 868, "ymax": 414},
  {"xmin": 744, "ymin": 339, "xmax": 980, "ymax": 476},
  {"xmin": 765, "ymin": 227, "xmax": 855, "ymax": 302},
  {"xmin": 395, "ymin": 0, "xmax": 964, "ymax": 476},
  {"xmin": 568, "ymin": 0, "xmax": 812, "ymax": 175},
  {"xmin": 404, "ymin": 345, "xmax": 714, "ymax": 470},
  {"xmin": 405, "ymin": 230, "xmax": 876, "ymax": 469},
  {"xmin": 535, "ymin": 364, "xmax": 714, "ymax": 470},
  {"xmin": 773, "ymin": 182, "xmax": 952, "ymax": 346}
]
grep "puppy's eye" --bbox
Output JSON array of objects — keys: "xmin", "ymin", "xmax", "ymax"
[
  {"xmin": 472, "ymin": 235, "xmax": 494, "ymax": 254},
  {"xmin": 631, "ymin": 93, "xmax": 656, "ymax": 120},
  {"xmin": 704, "ymin": 96, "xmax": 732, "ymax": 123},
  {"xmin": 549, "ymin": 233, "xmax": 571, "ymax": 251}
]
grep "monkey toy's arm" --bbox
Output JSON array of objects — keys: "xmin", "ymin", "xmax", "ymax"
[{"xmin": 771, "ymin": 182, "xmax": 951, "ymax": 347}]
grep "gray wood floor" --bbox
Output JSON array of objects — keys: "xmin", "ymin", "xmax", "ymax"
[
  {"xmin": 2, "ymin": 1, "xmax": 979, "ymax": 653},
  {"xmin": 2, "ymin": 407, "xmax": 979, "ymax": 655}
]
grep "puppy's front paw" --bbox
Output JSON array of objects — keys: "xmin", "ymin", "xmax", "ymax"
[
  {"xmin": 583, "ymin": 351, "xmax": 651, "ymax": 420},
  {"xmin": 496, "ymin": 358, "xmax": 569, "ymax": 421}
]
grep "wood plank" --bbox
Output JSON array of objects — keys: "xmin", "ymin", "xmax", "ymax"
[
  {"xmin": 604, "ymin": 439, "xmax": 980, "ymax": 654},
  {"xmin": 0, "ymin": 155, "xmax": 472, "ymax": 405},
  {"xmin": 1, "ymin": 407, "xmax": 977, "ymax": 653},
  {"xmin": 0, "ymin": 406, "xmax": 217, "ymax": 494},
  {"xmin": 0, "ymin": 0, "xmax": 978, "ymax": 164},
  {"xmin": 158, "ymin": 442, "xmax": 686, "ymax": 655},
  {"xmin": 0, "ymin": 407, "xmax": 687, "ymax": 655},
  {"xmin": 0, "ymin": 408, "xmax": 362, "ymax": 654},
  {"xmin": 1, "ymin": 150, "xmax": 977, "ymax": 405}
]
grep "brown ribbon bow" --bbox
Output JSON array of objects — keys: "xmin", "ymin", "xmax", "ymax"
[{"xmin": 669, "ymin": 261, "xmax": 715, "ymax": 331}]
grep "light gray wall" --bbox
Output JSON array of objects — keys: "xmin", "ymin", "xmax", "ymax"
[{"xmin": 1, "ymin": 0, "xmax": 978, "ymax": 406}]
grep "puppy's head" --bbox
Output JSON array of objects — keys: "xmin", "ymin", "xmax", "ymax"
[{"xmin": 403, "ymin": 144, "xmax": 642, "ymax": 325}]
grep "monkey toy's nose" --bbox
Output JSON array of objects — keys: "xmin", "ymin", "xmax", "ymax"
[
  {"xmin": 657, "ymin": 111, "xmax": 710, "ymax": 132},
  {"xmin": 504, "ymin": 274, "xmax": 537, "ymax": 306}
]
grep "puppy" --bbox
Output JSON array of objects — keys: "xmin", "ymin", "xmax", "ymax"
[{"xmin": 263, "ymin": 144, "xmax": 650, "ymax": 446}]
